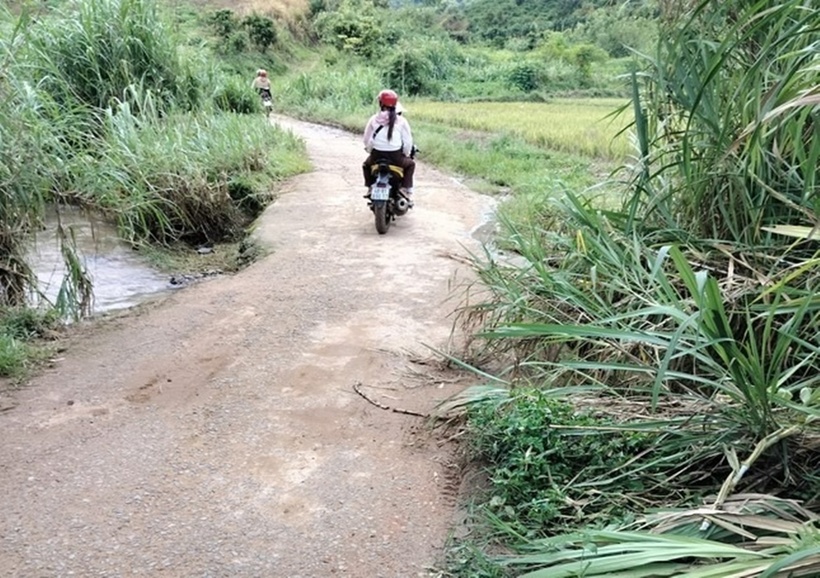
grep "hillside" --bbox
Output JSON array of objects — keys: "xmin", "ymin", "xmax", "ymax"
[{"xmin": 183, "ymin": 0, "xmax": 308, "ymax": 17}]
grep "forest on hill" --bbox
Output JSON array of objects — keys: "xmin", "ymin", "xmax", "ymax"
[
  {"xmin": 315, "ymin": 0, "xmax": 658, "ymax": 56},
  {"xmin": 434, "ymin": 0, "xmax": 655, "ymax": 50}
]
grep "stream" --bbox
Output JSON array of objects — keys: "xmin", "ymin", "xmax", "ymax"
[{"xmin": 30, "ymin": 208, "xmax": 170, "ymax": 315}]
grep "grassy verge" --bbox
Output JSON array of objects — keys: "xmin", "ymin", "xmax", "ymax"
[
  {"xmin": 433, "ymin": 1, "xmax": 820, "ymax": 576},
  {"xmin": 0, "ymin": 308, "xmax": 62, "ymax": 381}
]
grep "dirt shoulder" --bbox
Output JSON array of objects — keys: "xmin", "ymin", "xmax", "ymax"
[{"xmin": 0, "ymin": 116, "xmax": 490, "ymax": 577}]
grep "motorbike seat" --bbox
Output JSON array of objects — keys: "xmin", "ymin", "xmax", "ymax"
[{"xmin": 369, "ymin": 164, "xmax": 404, "ymax": 178}]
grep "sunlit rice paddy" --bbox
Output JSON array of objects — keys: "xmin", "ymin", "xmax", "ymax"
[{"xmin": 408, "ymin": 99, "xmax": 633, "ymax": 160}]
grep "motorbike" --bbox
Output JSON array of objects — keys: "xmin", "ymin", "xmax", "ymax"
[
  {"xmin": 366, "ymin": 159, "xmax": 413, "ymax": 235},
  {"xmin": 365, "ymin": 145, "xmax": 418, "ymax": 235},
  {"xmin": 259, "ymin": 88, "xmax": 273, "ymax": 118}
]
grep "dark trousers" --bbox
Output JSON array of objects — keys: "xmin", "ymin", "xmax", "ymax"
[{"xmin": 362, "ymin": 149, "xmax": 415, "ymax": 188}]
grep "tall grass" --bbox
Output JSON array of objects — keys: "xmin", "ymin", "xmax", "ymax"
[
  {"xmin": 27, "ymin": 0, "xmax": 201, "ymax": 113},
  {"xmin": 449, "ymin": 1, "xmax": 820, "ymax": 575},
  {"xmin": 456, "ymin": 198, "xmax": 820, "ymax": 576},
  {"xmin": 0, "ymin": 10, "xmax": 60, "ymax": 306},
  {"xmin": 68, "ymin": 102, "xmax": 307, "ymax": 245},
  {"xmin": 274, "ymin": 59, "xmax": 382, "ymax": 125},
  {"xmin": 0, "ymin": 0, "xmax": 308, "ymax": 314},
  {"xmin": 626, "ymin": 0, "xmax": 820, "ymax": 246}
]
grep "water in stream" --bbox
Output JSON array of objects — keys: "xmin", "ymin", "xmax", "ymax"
[{"xmin": 30, "ymin": 209, "xmax": 170, "ymax": 315}]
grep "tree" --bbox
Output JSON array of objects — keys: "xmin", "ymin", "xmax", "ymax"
[
  {"xmin": 313, "ymin": 0, "xmax": 384, "ymax": 57},
  {"xmin": 243, "ymin": 14, "xmax": 277, "ymax": 52}
]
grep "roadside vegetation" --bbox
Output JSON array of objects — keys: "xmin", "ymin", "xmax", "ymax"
[
  {"xmin": 0, "ymin": 0, "xmax": 308, "ymax": 377},
  {"xmin": 440, "ymin": 1, "xmax": 820, "ymax": 576}
]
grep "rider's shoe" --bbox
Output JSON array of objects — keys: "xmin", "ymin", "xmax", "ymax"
[
  {"xmin": 400, "ymin": 187, "xmax": 414, "ymax": 208},
  {"xmin": 363, "ymin": 186, "xmax": 372, "ymax": 199}
]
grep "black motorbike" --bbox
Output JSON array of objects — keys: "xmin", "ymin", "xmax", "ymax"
[
  {"xmin": 259, "ymin": 88, "xmax": 272, "ymax": 118},
  {"xmin": 366, "ymin": 160, "xmax": 413, "ymax": 234},
  {"xmin": 365, "ymin": 146, "xmax": 417, "ymax": 234}
]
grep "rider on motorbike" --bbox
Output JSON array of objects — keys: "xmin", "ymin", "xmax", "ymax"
[
  {"xmin": 362, "ymin": 89, "xmax": 415, "ymax": 203},
  {"xmin": 251, "ymin": 69, "xmax": 272, "ymax": 103}
]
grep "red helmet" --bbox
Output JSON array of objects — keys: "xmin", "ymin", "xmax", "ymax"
[{"xmin": 377, "ymin": 89, "xmax": 398, "ymax": 108}]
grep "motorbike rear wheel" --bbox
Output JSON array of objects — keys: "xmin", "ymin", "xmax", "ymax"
[{"xmin": 374, "ymin": 203, "xmax": 390, "ymax": 234}]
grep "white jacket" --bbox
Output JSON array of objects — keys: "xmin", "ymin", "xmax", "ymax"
[{"xmin": 363, "ymin": 111, "xmax": 413, "ymax": 156}]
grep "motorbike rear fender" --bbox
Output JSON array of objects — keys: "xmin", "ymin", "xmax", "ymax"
[{"xmin": 370, "ymin": 164, "xmax": 404, "ymax": 179}]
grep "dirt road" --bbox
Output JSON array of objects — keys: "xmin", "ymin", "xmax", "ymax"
[{"xmin": 0, "ymin": 117, "xmax": 490, "ymax": 577}]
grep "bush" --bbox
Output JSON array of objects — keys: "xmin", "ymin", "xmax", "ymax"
[
  {"xmin": 568, "ymin": 43, "xmax": 608, "ymax": 86},
  {"xmin": 313, "ymin": 0, "xmax": 383, "ymax": 57},
  {"xmin": 209, "ymin": 9, "xmax": 239, "ymax": 40},
  {"xmin": 469, "ymin": 388, "xmax": 658, "ymax": 532},
  {"xmin": 507, "ymin": 61, "xmax": 540, "ymax": 92},
  {"xmin": 228, "ymin": 31, "xmax": 248, "ymax": 53},
  {"xmin": 382, "ymin": 48, "xmax": 434, "ymax": 96},
  {"xmin": 243, "ymin": 14, "xmax": 277, "ymax": 52}
]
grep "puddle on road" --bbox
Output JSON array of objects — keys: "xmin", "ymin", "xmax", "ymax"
[{"xmin": 30, "ymin": 208, "xmax": 170, "ymax": 315}]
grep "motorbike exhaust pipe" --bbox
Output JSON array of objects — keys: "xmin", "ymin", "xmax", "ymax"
[{"xmin": 395, "ymin": 197, "xmax": 409, "ymax": 212}]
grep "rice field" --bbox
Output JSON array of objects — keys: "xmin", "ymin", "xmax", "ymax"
[{"xmin": 408, "ymin": 99, "xmax": 633, "ymax": 160}]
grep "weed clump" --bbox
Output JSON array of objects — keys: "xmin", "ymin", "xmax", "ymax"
[{"xmin": 468, "ymin": 388, "xmax": 667, "ymax": 534}]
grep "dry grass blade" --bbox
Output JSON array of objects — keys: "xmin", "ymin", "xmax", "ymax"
[
  {"xmin": 637, "ymin": 493, "xmax": 819, "ymax": 537},
  {"xmin": 762, "ymin": 225, "xmax": 820, "ymax": 241}
]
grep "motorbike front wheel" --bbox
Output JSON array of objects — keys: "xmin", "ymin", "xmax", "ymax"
[{"xmin": 374, "ymin": 202, "xmax": 390, "ymax": 234}]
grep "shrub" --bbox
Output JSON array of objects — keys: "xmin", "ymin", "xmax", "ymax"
[
  {"xmin": 507, "ymin": 61, "xmax": 540, "ymax": 92},
  {"xmin": 382, "ymin": 48, "xmax": 433, "ymax": 96},
  {"xmin": 313, "ymin": 0, "xmax": 383, "ymax": 57},
  {"xmin": 209, "ymin": 9, "xmax": 239, "ymax": 41},
  {"xmin": 228, "ymin": 31, "xmax": 248, "ymax": 53},
  {"xmin": 243, "ymin": 14, "xmax": 277, "ymax": 52}
]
